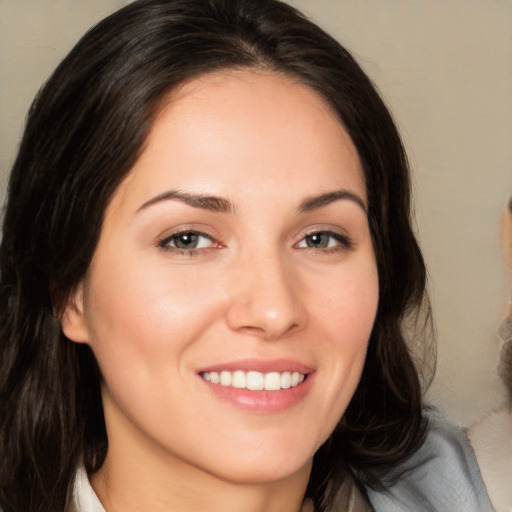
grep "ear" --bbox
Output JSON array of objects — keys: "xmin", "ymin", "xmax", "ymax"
[{"xmin": 60, "ymin": 281, "xmax": 90, "ymax": 344}]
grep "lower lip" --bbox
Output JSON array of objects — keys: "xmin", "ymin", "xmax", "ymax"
[{"xmin": 200, "ymin": 374, "xmax": 314, "ymax": 413}]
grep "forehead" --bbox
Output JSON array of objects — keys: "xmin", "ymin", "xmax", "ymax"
[{"xmin": 111, "ymin": 69, "xmax": 365, "ymax": 212}]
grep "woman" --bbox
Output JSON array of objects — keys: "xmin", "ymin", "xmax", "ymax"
[
  {"xmin": 468, "ymin": 196, "xmax": 512, "ymax": 511},
  {"xmin": 0, "ymin": 1, "xmax": 492, "ymax": 511}
]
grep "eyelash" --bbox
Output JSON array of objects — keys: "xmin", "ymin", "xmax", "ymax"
[
  {"xmin": 295, "ymin": 230, "xmax": 353, "ymax": 253},
  {"xmin": 157, "ymin": 229, "xmax": 353, "ymax": 257},
  {"xmin": 158, "ymin": 230, "xmax": 219, "ymax": 257}
]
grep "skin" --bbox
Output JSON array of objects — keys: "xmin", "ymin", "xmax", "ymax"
[{"xmin": 62, "ymin": 69, "xmax": 379, "ymax": 512}]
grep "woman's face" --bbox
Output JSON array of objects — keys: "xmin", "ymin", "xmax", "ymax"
[{"xmin": 63, "ymin": 70, "xmax": 379, "ymax": 485}]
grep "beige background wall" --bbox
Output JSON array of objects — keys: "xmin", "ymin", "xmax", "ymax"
[{"xmin": 1, "ymin": 0, "xmax": 511, "ymax": 426}]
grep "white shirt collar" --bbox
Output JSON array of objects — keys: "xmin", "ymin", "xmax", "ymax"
[
  {"xmin": 70, "ymin": 466, "xmax": 105, "ymax": 512},
  {"xmin": 69, "ymin": 466, "xmax": 321, "ymax": 512}
]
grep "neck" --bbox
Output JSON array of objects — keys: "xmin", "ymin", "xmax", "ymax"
[
  {"xmin": 91, "ymin": 453, "xmax": 311, "ymax": 512},
  {"xmin": 90, "ymin": 400, "xmax": 312, "ymax": 512}
]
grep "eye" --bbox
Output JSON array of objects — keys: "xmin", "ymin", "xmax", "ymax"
[
  {"xmin": 159, "ymin": 230, "xmax": 215, "ymax": 251},
  {"xmin": 296, "ymin": 231, "xmax": 352, "ymax": 251}
]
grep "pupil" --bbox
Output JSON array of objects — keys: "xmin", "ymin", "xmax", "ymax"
[
  {"xmin": 308, "ymin": 233, "xmax": 327, "ymax": 248},
  {"xmin": 175, "ymin": 233, "xmax": 198, "ymax": 249}
]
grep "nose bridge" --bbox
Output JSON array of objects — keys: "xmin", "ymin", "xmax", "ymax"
[{"xmin": 226, "ymin": 246, "xmax": 305, "ymax": 339}]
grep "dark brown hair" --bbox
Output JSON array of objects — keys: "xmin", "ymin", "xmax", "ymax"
[{"xmin": 0, "ymin": 1, "xmax": 432, "ymax": 510}]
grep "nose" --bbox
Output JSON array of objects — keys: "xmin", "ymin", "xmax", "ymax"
[{"xmin": 225, "ymin": 252, "xmax": 307, "ymax": 340}]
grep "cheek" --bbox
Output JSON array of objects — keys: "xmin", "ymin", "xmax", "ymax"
[
  {"xmin": 310, "ymin": 257, "xmax": 378, "ymax": 421},
  {"xmin": 315, "ymin": 257, "xmax": 379, "ymax": 343},
  {"xmin": 90, "ymin": 243, "xmax": 219, "ymax": 319},
  {"xmin": 80, "ymin": 258, "xmax": 226, "ymax": 439},
  {"xmin": 82, "ymin": 252, "xmax": 225, "ymax": 380}
]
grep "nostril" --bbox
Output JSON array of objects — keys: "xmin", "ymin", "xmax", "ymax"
[
  {"xmin": 224, "ymin": 271, "xmax": 306, "ymax": 339},
  {"xmin": 237, "ymin": 325, "xmax": 267, "ymax": 336}
]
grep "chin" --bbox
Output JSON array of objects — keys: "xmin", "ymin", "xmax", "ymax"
[
  {"xmin": 195, "ymin": 431, "xmax": 319, "ymax": 485},
  {"xmin": 213, "ymin": 455, "xmax": 313, "ymax": 486}
]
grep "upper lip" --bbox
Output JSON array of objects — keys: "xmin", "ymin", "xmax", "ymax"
[{"xmin": 197, "ymin": 358, "xmax": 314, "ymax": 375}]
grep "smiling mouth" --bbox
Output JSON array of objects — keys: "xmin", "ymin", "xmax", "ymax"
[{"xmin": 200, "ymin": 370, "xmax": 306, "ymax": 391}]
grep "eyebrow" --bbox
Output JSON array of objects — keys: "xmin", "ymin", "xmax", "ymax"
[
  {"xmin": 137, "ymin": 190, "xmax": 233, "ymax": 213},
  {"xmin": 137, "ymin": 188, "xmax": 366, "ymax": 215},
  {"xmin": 298, "ymin": 190, "xmax": 367, "ymax": 214}
]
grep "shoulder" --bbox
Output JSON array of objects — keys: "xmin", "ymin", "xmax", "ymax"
[
  {"xmin": 467, "ymin": 408, "xmax": 512, "ymax": 511},
  {"xmin": 364, "ymin": 410, "xmax": 495, "ymax": 512}
]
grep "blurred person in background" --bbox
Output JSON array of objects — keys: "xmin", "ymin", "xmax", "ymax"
[{"xmin": 468, "ymin": 195, "xmax": 512, "ymax": 512}]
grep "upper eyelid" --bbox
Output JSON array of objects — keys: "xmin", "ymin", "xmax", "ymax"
[
  {"xmin": 157, "ymin": 225, "xmax": 219, "ymax": 243},
  {"xmin": 162, "ymin": 228, "xmax": 212, "ymax": 238},
  {"xmin": 297, "ymin": 224, "xmax": 351, "ymax": 239},
  {"xmin": 298, "ymin": 230, "xmax": 351, "ymax": 243},
  {"xmin": 159, "ymin": 229, "xmax": 214, "ymax": 244}
]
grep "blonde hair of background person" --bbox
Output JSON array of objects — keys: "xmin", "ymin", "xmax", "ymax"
[
  {"xmin": 0, "ymin": 1, "xmax": 494, "ymax": 511},
  {"xmin": 468, "ymin": 196, "xmax": 512, "ymax": 512}
]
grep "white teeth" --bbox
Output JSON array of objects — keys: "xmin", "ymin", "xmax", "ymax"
[
  {"xmin": 220, "ymin": 371, "xmax": 232, "ymax": 386},
  {"xmin": 231, "ymin": 370, "xmax": 246, "ymax": 389},
  {"xmin": 201, "ymin": 370, "xmax": 306, "ymax": 391},
  {"xmin": 281, "ymin": 371, "xmax": 292, "ymax": 389},
  {"xmin": 246, "ymin": 371, "xmax": 264, "ymax": 390},
  {"xmin": 264, "ymin": 372, "xmax": 281, "ymax": 391}
]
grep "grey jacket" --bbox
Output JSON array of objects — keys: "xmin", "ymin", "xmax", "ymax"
[{"xmin": 365, "ymin": 413, "xmax": 495, "ymax": 511}]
